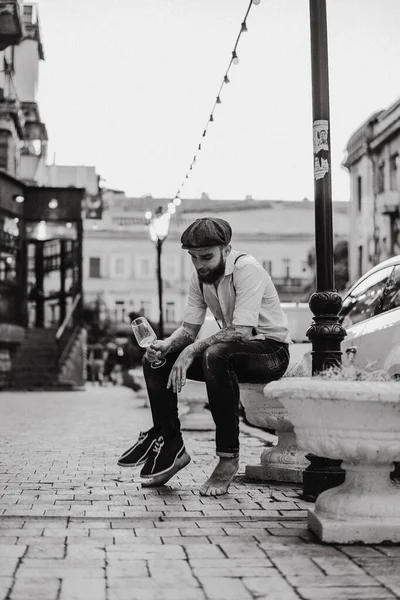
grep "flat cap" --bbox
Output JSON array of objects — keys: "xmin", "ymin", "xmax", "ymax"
[{"xmin": 181, "ymin": 217, "xmax": 232, "ymax": 249}]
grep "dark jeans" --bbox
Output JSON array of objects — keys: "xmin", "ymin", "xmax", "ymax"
[{"xmin": 143, "ymin": 339, "xmax": 290, "ymax": 458}]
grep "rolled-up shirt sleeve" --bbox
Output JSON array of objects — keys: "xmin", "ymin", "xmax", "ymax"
[
  {"xmin": 232, "ymin": 264, "xmax": 269, "ymax": 327},
  {"xmin": 182, "ymin": 273, "xmax": 208, "ymax": 325}
]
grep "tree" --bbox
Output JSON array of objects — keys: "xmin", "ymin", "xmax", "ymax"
[{"xmin": 304, "ymin": 239, "xmax": 349, "ymax": 297}]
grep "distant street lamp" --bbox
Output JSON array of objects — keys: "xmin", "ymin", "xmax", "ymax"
[{"xmin": 146, "ymin": 207, "xmax": 171, "ymax": 340}]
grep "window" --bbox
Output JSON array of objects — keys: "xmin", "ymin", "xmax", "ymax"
[
  {"xmin": 115, "ymin": 300, "xmax": 125, "ymax": 322},
  {"xmin": 390, "ymin": 153, "xmax": 398, "ymax": 191},
  {"xmin": 165, "ymin": 302, "xmax": 175, "ymax": 324},
  {"xmin": 380, "ymin": 265, "xmax": 400, "ymax": 313},
  {"xmin": 0, "ymin": 212, "xmax": 20, "ymax": 284},
  {"xmin": 357, "ymin": 176, "xmax": 362, "ymax": 212},
  {"xmin": 164, "ymin": 257, "xmax": 179, "ymax": 280},
  {"xmin": 110, "ymin": 254, "xmax": 129, "ymax": 279},
  {"xmin": 377, "ymin": 161, "xmax": 385, "ymax": 194},
  {"xmin": 138, "ymin": 257, "xmax": 153, "ymax": 279},
  {"xmin": 262, "ymin": 260, "xmax": 272, "ymax": 275},
  {"xmin": 358, "ymin": 245, "xmax": 363, "ymax": 279},
  {"xmin": 0, "ymin": 251, "xmax": 17, "ymax": 283},
  {"xmin": 139, "ymin": 300, "xmax": 151, "ymax": 318},
  {"xmin": 115, "ymin": 259, "xmax": 124, "ymax": 275},
  {"xmin": 283, "ymin": 258, "xmax": 290, "ymax": 279},
  {"xmin": 23, "ymin": 5, "xmax": 33, "ymax": 23},
  {"xmin": 0, "ymin": 131, "xmax": 8, "ymax": 171},
  {"xmin": 339, "ymin": 266, "xmax": 393, "ymax": 328},
  {"xmin": 89, "ymin": 257, "xmax": 101, "ymax": 278}
]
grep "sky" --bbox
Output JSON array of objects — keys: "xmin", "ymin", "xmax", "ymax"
[{"xmin": 35, "ymin": 0, "xmax": 400, "ymax": 202}]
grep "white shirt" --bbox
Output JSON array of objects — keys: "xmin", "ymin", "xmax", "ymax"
[{"xmin": 183, "ymin": 248, "xmax": 292, "ymax": 344}]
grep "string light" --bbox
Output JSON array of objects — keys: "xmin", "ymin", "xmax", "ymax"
[{"xmin": 143, "ymin": 0, "xmax": 261, "ymax": 223}]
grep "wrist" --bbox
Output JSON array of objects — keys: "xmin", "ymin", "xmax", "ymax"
[
  {"xmin": 186, "ymin": 343, "xmax": 196, "ymax": 356},
  {"xmin": 191, "ymin": 341, "xmax": 202, "ymax": 356}
]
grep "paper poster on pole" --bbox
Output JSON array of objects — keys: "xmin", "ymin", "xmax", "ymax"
[{"xmin": 313, "ymin": 120, "xmax": 329, "ymax": 180}]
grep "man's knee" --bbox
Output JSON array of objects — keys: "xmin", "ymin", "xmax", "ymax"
[{"xmin": 202, "ymin": 344, "xmax": 229, "ymax": 370}]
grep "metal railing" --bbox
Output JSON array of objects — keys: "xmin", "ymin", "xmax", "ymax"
[{"xmin": 55, "ymin": 293, "xmax": 82, "ymax": 365}]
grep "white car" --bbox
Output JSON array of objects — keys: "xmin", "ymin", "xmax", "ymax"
[{"xmin": 340, "ymin": 255, "xmax": 400, "ymax": 378}]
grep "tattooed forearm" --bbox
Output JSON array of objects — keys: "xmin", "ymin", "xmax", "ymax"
[
  {"xmin": 191, "ymin": 326, "xmax": 246, "ymax": 356},
  {"xmin": 166, "ymin": 326, "xmax": 197, "ymax": 354}
]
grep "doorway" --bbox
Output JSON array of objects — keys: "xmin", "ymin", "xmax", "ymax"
[{"xmin": 26, "ymin": 222, "xmax": 81, "ymax": 328}]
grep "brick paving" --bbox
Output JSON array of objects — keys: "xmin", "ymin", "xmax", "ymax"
[{"xmin": 0, "ymin": 385, "xmax": 399, "ymax": 600}]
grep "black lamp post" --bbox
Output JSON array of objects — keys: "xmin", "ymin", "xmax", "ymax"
[
  {"xmin": 303, "ymin": 0, "xmax": 347, "ymax": 501},
  {"xmin": 147, "ymin": 207, "xmax": 171, "ymax": 340}
]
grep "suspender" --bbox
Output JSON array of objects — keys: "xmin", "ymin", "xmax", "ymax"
[{"xmin": 199, "ymin": 253, "xmax": 247, "ymax": 329}]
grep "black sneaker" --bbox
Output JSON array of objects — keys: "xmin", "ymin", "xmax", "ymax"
[
  {"xmin": 118, "ymin": 427, "xmax": 159, "ymax": 467},
  {"xmin": 140, "ymin": 434, "xmax": 185, "ymax": 478}
]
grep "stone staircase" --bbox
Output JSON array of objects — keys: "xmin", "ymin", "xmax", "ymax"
[{"xmin": 8, "ymin": 328, "xmax": 74, "ymax": 390}]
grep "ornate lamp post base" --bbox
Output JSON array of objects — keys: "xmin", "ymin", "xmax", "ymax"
[{"xmin": 304, "ymin": 290, "xmax": 347, "ymax": 501}]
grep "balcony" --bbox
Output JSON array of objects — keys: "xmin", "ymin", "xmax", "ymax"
[
  {"xmin": 0, "ymin": 1, "xmax": 24, "ymax": 51},
  {"xmin": 376, "ymin": 190, "xmax": 400, "ymax": 215}
]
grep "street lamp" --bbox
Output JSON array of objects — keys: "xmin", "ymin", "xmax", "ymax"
[{"xmin": 146, "ymin": 208, "xmax": 171, "ymax": 340}]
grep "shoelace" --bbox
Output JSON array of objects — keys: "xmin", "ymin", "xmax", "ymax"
[{"xmin": 152, "ymin": 436, "xmax": 164, "ymax": 455}]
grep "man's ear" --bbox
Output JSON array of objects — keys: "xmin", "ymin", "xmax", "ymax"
[{"xmin": 224, "ymin": 244, "xmax": 232, "ymax": 257}]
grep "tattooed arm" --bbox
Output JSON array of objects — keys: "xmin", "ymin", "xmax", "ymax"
[
  {"xmin": 147, "ymin": 321, "xmax": 201, "ymax": 363},
  {"xmin": 167, "ymin": 324, "xmax": 254, "ymax": 393},
  {"xmin": 191, "ymin": 325, "xmax": 253, "ymax": 355},
  {"xmin": 166, "ymin": 322, "xmax": 202, "ymax": 353}
]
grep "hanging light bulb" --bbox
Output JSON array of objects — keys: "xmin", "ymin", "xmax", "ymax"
[
  {"xmin": 167, "ymin": 203, "xmax": 176, "ymax": 214},
  {"xmin": 173, "ymin": 197, "xmax": 182, "ymax": 206},
  {"xmin": 209, "ymin": 114, "xmax": 214, "ymax": 122},
  {"xmin": 145, "ymin": 211, "xmax": 152, "ymax": 220},
  {"xmin": 202, "ymin": 130, "xmax": 206, "ymax": 137},
  {"xmin": 232, "ymin": 50, "xmax": 239, "ymax": 64},
  {"xmin": 198, "ymin": 144, "xmax": 201, "ymax": 151},
  {"xmin": 241, "ymin": 21, "xmax": 248, "ymax": 32},
  {"xmin": 224, "ymin": 74, "xmax": 230, "ymax": 84},
  {"xmin": 216, "ymin": 96, "xmax": 221, "ymax": 104},
  {"xmin": 252, "ymin": 0, "xmax": 261, "ymax": 4}
]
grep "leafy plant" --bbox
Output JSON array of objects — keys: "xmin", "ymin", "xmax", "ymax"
[{"xmin": 284, "ymin": 355, "xmax": 391, "ymax": 381}]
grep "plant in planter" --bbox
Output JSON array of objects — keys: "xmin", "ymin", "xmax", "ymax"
[{"xmin": 264, "ymin": 365, "xmax": 400, "ymax": 544}]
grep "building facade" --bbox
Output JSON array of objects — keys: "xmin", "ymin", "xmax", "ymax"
[
  {"xmin": 0, "ymin": 3, "xmax": 88, "ymax": 388},
  {"xmin": 83, "ymin": 196, "xmax": 349, "ymax": 332},
  {"xmin": 344, "ymin": 97, "xmax": 400, "ymax": 283}
]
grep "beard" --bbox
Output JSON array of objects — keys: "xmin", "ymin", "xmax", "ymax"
[{"xmin": 197, "ymin": 253, "xmax": 226, "ymax": 285}]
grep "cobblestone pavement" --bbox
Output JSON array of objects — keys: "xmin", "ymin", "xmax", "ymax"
[{"xmin": 1, "ymin": 385, "xmax": 400, "ymax": 600}]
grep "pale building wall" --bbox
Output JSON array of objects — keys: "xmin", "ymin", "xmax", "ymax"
[
  {"xmin": 344, "ymin": 98, "xmax": 400, "ymax": 284},
  {"xmin": 13, "ymin": 38, "xmax": 39, "ymax": 102}
]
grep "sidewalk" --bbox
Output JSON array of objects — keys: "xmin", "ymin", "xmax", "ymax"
[{"xmin": 0, "ymin": 384, "xmax": 399, "ymax": 600}]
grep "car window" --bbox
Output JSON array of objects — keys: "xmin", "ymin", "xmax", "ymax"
[
  {"xmin": 340, "ymin": 266, "xmax": 393, "ymax": 327},
  {"xmin": 380, "ymin": 264, "xmax": 400, "ymax": 313}
]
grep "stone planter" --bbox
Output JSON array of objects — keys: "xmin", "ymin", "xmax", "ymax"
[
  {"xmin": 240, "ymin": 383, "xmax": 310, "ymax": 483},
  {"xmin": 266, "ymin": 377, "xmax": 400, "ymax": 544}
]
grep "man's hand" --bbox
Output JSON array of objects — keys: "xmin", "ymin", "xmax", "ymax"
[
  {"xmin": 167, "ymin": 345, "xmax": 195, "ymax": 393},
  {"xmin": 146, "ymin": 339, "xmax": 171, "ymax": 363}
]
